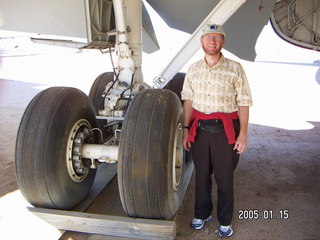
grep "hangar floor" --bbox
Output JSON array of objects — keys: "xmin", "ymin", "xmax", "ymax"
[{"xmin": 0, "ymin": 23, "xmax": 320, "ymax": 239}]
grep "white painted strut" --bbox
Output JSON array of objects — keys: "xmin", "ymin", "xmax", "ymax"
[
  {"xmin": 81, "ymin": 144, "xmax": 118, "ymax": 163},
  {"xmin": 124, "ymin": 0, "xmax": 143, "ymax": 84},
  {"xmin": 153, "ymin": 0, "xmax": 247, "ymax": 89},
  {"xmin": 112, "ymin": 0, "xmax": 143, "ymax": 85},
  {"xmin": 113, "ymin": 0, "xmax": 135, "ymax": 86}
]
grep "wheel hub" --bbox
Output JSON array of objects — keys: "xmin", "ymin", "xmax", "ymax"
[
  {"xmin": 173, "ymin": 123, "xmax": 184, "ymax": 191},
  {"xmin": 66, "ymin": 119, "xmax": 94, "ymax": 182}
]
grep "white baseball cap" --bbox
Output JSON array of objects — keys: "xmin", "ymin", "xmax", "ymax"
[{"xmin": 202, "ymin": 23, "xmax": 225, "ymax": 37}]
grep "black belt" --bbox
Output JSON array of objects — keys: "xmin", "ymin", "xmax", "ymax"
[
  {"xmin": 198, "ymin": 119, "xmax": 224, "ymax": 134},
  {"xmin": 198, "ymin": 119, "xmax": 222, "ymax": 126}
]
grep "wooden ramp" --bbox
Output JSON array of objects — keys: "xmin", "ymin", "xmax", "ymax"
[{"xmin": 28, "ymin": 160, "xmax": 194, "ymax": 240}]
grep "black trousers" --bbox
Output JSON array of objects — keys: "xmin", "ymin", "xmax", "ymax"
[{"xmin": 191, "ymin": 119, "xmax": 240, "ymax": 226}]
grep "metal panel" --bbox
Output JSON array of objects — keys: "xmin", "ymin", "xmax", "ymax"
[
  {"xmin": 271, "ymin": 0, "xmax": 320, "ymax": 51},
  {"xmin": 0, "ymin": 0, "xmax": 87, "ymax": 38},
  {"xmin": 146, "ymin": 0, "xmax": 220, "ymax": 33},
  {"xmin": 85, "ymin": 0, "xmax": 114, "ymax": 43},
  {"xmin": 146, "ymin": 0, "xmax": 276, "ymax": 61},
  {"xmin": 84, "ymin": 0, "xmax": 115, "ymax": 48},
  {"xmin": 142, "ymin": 2, "xmax": 159, "ymax": 53},
  {"xmin": 0, "ymin": 0, "xmax": 158, "ymax": 52}
]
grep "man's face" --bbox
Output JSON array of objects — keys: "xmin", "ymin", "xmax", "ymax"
[{"xmin": 201, "ymin": 33, "xmax": 225, "ymax": 56}]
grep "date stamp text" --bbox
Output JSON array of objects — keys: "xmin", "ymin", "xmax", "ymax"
[{"xmin": 238, "ymin": 209, "xmax": 289, "ymax": 220}]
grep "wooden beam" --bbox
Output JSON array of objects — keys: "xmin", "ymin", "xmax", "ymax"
[{"xmin": 28, "ymin": 207, "xmax": 176, "ymax": 240}]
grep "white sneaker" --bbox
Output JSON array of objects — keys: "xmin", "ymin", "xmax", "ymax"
[
  {"xmin": 218, "ymin": 225, "xmax": 233, "ymax": 237},
  {"xmin": 190, "ymin": 215, "xmax": 212, "ymax": 230}
]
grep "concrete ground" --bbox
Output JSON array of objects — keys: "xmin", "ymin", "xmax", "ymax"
[{"xmin": 0, "ymin": 22, "xmax": 320, "ymax": 240}]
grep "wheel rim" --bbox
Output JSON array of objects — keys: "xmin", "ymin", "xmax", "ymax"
[
  {"xmin": 172, "ymin": 123, "xmax": 184, "ymax": 191},
  {"xmin": 66, "ymin": 119, "xmax": 93, "ymax": 183}
]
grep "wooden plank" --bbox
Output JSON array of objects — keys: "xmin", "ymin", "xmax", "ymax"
[
  {"xmin": 29, "ymin": 154, "xmax": 193, "ymax": 240},
  {"xmin": 28, "ymin": 207, "xmax": 176, "ymax": 240}
]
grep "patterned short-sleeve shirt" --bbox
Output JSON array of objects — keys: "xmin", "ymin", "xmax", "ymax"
[{"xmin": 181, "ymin": 54, "xmax": 252, "ymax": 113}]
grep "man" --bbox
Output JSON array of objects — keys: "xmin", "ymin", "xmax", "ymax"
[{"xmin": 181, "ymin": 23, "xmax": 252, "ymax": 237}]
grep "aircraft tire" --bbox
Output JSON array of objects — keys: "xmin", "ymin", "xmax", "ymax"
[
  {"xmin": 163, "ymin": 72, "xmax": 186, "ymax": 101},
  {"xmin": 89, "ymin": 72, "xmax": 115, "ymax": 142},
  {"xmin": 89, "ymin": 72, "xmax": 114, "ymax": 113},
  {"xmin": 15, "ymin": 87, "xmax": 99, "ymax": 209},
  {"xmin": 118, "ymin": 89, "xmax": 185, "ymax": 219}
]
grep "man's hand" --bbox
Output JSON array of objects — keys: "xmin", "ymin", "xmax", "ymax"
[
  {"xmin": 233, "ymin": 133, "xmax": 247, "ymax": 154},
  {"xmin": 182, "ymin": 100, "xmax": 193, "ymax": 151},
  {"xmin": 235, "ymin": 106, "xmax": 249, "ymax": 154},
  {"xmin": 183, "ymin": 129, "xmax": 191, "ymax": 151}
]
